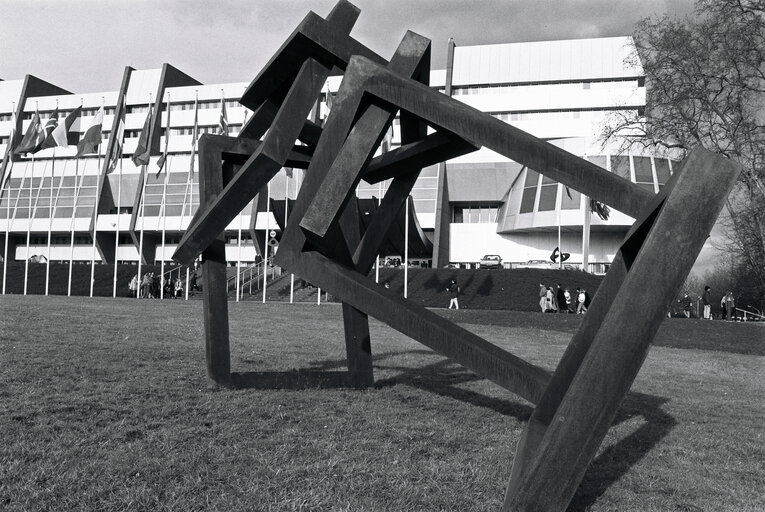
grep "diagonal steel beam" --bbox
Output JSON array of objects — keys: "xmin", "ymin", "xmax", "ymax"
[{"xmin": 502, "ymin": 148, "xmax": 741, "ymax": 511}]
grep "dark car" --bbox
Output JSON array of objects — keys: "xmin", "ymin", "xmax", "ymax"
[{"xmin": 479, "ymin": 254, "xmax": 503, "ymax": 269}]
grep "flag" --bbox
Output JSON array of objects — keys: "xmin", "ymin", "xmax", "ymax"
[
  {"xmin": 42, "ymin": 106, "xmax": 82, "ymax": 149},
  {"xmin": 131, "ymin": 101, "xmax": 153, "ymax": 167},
  {"xmin": 218, "ymin": 94, "xmax": 228, "ymax": 136},
  {"xmin": 14, "ymin": 109, "xmax": 45, "ymax": 155},
  {"xmin": 1, "ymin": 109, "xmax": 16, "ymax": 191},
  {"xmin": 188, "ymin": 94, "xmax": 198, "ymax": 180},
  {"xmin": 76, "ymin": 106, "xmax": 104, "ymax": 156},
  {"xmin": 108, "ymin": 98, "xmax": 125, "ymax": 173},
  {"xmin": 156, "ymin": 96, "xmax": 171, "ymax": 176},
  {"xmin": 590, "ymin": 199, "xmax": 611, "ymax": 221}
]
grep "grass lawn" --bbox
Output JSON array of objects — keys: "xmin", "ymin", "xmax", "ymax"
[{"xmin": 1, "ymin": 295, "xmax": 763, "ymax": 511}]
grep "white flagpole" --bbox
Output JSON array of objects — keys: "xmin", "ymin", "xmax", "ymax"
[
  {"xmin": 136, "ymin": 163, "xmax": 148, "ymax": 299},
  {"xmin": 557, "ymin": 188, "xmax": 562, "ymax": 270},
  {"xmin": 376, "ymin": 181, "xmax": 382, "ymax": 283},
  {"xmin": 236, "ymin": 212, "xmax": 242, "ymax": 302},
  {"xmin": 285, "ymin": 168, "xmax": 290, "ymax": 300},
  {"xmin": 159, "ymin": 157, "xmax": 170, "ymax": 299},
  {"xmin": 317, "ymin": 286, "xmax": 321, "ymax": 305},
  {"xmin": 7, "ymin": 152, "xmax": 31, "ymax": 294},
  {"xmin": 45, "ymin": 146, "xmax": 57, "ymax": 295},
  {"xmin": 404, "ymin": 196, "xmax": 409, "ymax": 299},
  {"xmin": 112, "ymin": 151, "xmax": 122, "ymax": 298},
  {"xmin": 67, "ymin": 153, "xmax": 82, "ymax": 296},
  {"xmin": 2, "ymin": 100, "xmax": 15, "ymax": 294},
  {"xmin": 159, "ymin": 91, "xmax": 171, "ymax": 299},
  {"xmin": 185, "ymin": 266, "xmax": 189, "ymax": 301},
  {"xmin": 1, "ymin": 155, "xmax": 12, "ymax": 295},
  {"xmin": 24, "ymin": 152, "xmax": 43, "ymax": 295},
  {"xmin": 90, "ymin": 98, "xmax": 104, "ymax": 298},
  {"xmin": 262, "ymin": 180, "xmax": 270, "ymax": 303}
]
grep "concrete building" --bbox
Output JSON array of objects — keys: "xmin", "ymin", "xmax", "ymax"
[{"xmin": 0, "ymin": 36, "xmax": 674, "ymax": 283}]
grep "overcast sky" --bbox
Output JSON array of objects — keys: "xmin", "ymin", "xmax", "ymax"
[{"xmin": 1, "ymin": 0, "xmax": 696, "ymax": 93}]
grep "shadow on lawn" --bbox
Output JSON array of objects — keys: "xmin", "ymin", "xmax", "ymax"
[
  {"xmin": 232, "ymin": 348, "xmax": 676, "ymax": 509},
  {"xmin": 370, "ymin": 352, "xmax": 676, "ymax": 510}
]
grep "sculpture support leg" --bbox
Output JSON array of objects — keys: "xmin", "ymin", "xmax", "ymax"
[{"xmin": 503, "ymin": 150, "xmax": 740, "ymax": 511}]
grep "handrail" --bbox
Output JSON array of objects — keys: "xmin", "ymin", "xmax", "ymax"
[{"xmin": 734, "ymin": 307, "xmax": 764, "ymax": 321}]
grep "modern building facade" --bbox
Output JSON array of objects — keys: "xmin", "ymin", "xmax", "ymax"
[{"xmin": 0, "ymin": 35, "xmax": 674, "ymax": 280}]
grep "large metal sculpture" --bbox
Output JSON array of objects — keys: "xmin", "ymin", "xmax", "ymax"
[{"xmin": 172, "ymin": 2, "xmax": 741, "ymax": 510}]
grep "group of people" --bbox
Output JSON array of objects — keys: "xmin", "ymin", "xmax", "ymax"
[
  {"xmin": 691, "ymin": 286, "xmax": 738, "ymax": 320},
  {"xmin": 539, "ymin": 283, "xmax": 590, "ymax": 314},
  {"xmin": 128, "ymin": 272, "xmax": 198, "ymax": 299}
]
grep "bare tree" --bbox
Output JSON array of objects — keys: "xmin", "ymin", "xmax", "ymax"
[{"xmin": 602, "ymin": 0, "xmax": 765, "ymax": 291}]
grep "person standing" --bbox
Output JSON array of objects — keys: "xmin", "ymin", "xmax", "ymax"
[
  {"xmin": 577, "ymin": 289, "xmax": 587, "ymax": 314},
  {"xmin": 447, "ymin": 279, "xmax": 460, "ymax": 310},
  {"xmin": 538, "ymin": 283, "xmax": 547, "ymax": 312},
  {"xmin": 564, "ymin": 288, "xmax": 572, "ymax": 313},
  {"xmin": 724, "ymin": 291, "xmax": 736, "ymax": 321},
  {"xmin": 681, "ymin": 291, "xmax": 692, "ymax": 318},
  {"xmin": 702, "ymin": 286, "xmax": 712, "ymax": 319},
  {"xmin": 556, "ymin": 284, "xmax": 567, "ymax": 314}
]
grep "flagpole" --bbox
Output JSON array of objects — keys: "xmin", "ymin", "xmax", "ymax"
[
  {"xmin": 90, "ymin": 98, "xmax": 105, "ymax": 298},
  {"xmin": 262, "ymin": 180, "xmax": 270, "ymax": 304},
  {"xmin": 184, "ymin": 91, "xmax": 198, "ymax": 302},
  {"xmin": 7, "ymin": 133, "xmax": 32, "ymax": 295},
  {"xmin": 68, "ymin": 151, "xmax": 81, "ymax": 296},
  {"xmin": 404, "ymin": 196, "xmax": 409, "ymax": 299},
  {"xmin": 137, "ymin": 163, "xmax": 148, "ymax": 299},
  {"xmin": 113, "ymin": 149, "xmax": 122, "ymax": 298},
  {"xmin": 2, "ymin": 100, "xmax": 15, "ymax": 295},
  {"xmin": 158, "ymin": 91, "xmax": 171, "ymax": 299},
  {"xmin": 26, "ymin": 151, "xmax": 49, "ymax": 295},
  {"xmin": 285, "ymin": 169, "xmax": 292, "ymax": 303},
  {"xmin": 557, "ymin": 188, "xmax": 562, "ymax": 270},
  {"xmin": 45, "ymin": 146, "xmax": 59, "ymax": 295},
  {"xmin": 236, "ymin": 212, "xmax": 242, "ymax": 302},
  {"xmin": 1, "ymin": 156, "xmax": 12, "ymax": 295},
  {"xmin": 159, "ymin": 157, "xmax": 170, "ymax": 299}
]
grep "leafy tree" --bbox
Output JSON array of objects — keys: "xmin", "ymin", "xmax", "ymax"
[{"xmin": 602, "ymin": 0, "xmax": 765, "ymax": 293}]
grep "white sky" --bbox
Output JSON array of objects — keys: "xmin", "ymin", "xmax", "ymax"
[{"xmin": 1, "ymin": 0, "xmax": 695, "ymax": 93}]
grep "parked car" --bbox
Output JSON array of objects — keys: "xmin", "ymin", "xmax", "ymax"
[
  {"xmin": 479, "ymin": 254, "xmax": 503, "ymax": 269},
  {"xmin": 516, "ymin": 259, "xmax": 556, "ymax": 269}
]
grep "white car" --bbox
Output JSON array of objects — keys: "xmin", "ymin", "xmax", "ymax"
[{"xmin": 479, "ymin": 254, "xmax": 503, "ymax": 269}]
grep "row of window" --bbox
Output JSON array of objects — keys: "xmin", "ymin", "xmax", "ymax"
[
  {"xmin": 491, "ymin": 108, "xmax": 643, "ymax": 123},
  {"xmin": 451, "ymin": 78, "xmax": 644, "ymax": 96},
  {"xmin": 452, "ymin": 203, "xmax": 500, "ymax": 223},
  {"xmin": 517, "ymin": 155, "xmax": 673, "ymax": 215}
]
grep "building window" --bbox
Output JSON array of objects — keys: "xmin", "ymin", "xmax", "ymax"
[
  {"xmin": 610, "ymin": 156, "xmax": 631, "ymax": 180},
  {"xmin": 452, "ymin": 203, "xmax": 500, "ymax": 223},
  {"xmin": 538, "ymin": 176, "xmax": 558, "ymax": 211},
  {"xmin": 633, "ymin": 156, "xmax": 655, "ymax": 192},
  {"xmin": 519, "ymin": 169, "xmax": 539, "ymax": 213}
]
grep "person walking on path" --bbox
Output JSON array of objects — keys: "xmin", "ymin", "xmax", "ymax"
[
  {"xmin": 447, "ymin": 279, "xmax": 460, "ymax": 309},
  {"xmin": 702, "ymin": 286, "xmax": 712, "ymax": 319},
  {"xmin": 723, "ymin": 291, "xmax": 736, "ymax": 321},
  {"xmin": 681, "ymin": 291, "xmax": 693, "ymax": 318},
  {"xmin": 538, "ymin": 283, "xmax": 547, "ymax": 312},
  {"xmin": 556, "ymin": 284, "xmax": 567, "ymax": 314},
  {"xmin": 577, "ymin": 289, "xmax": 587, "ymax": 314}
]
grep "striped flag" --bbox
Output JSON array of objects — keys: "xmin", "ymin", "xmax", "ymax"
[
  {"xmin": 156, "ymin": 95, "xmax": 171, "ymax": 176},
  {"xmin": 108, "ymin": 98, "xmax": 125, "ymax": 173},
  {"xmin": 131, "ymin": 101, "xmax": 153, "ymax": 166},
  {"xmin": 42, "ymin": 106, "xmax": 82, "ymax": 149},
  {"xmin": 188, "ymin": 94, "xmax": 198, "ymax": 180},
  {"xmin": 218, "ymin": 94, "xmax": 228, "ymax": 136},
  {"xmin": 76, "ymin": 106, "xmax": 104, "ymax": 156},
  {"xmin": 14, "ymin": 109, "xmax": 45, "ymax": 154}
]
